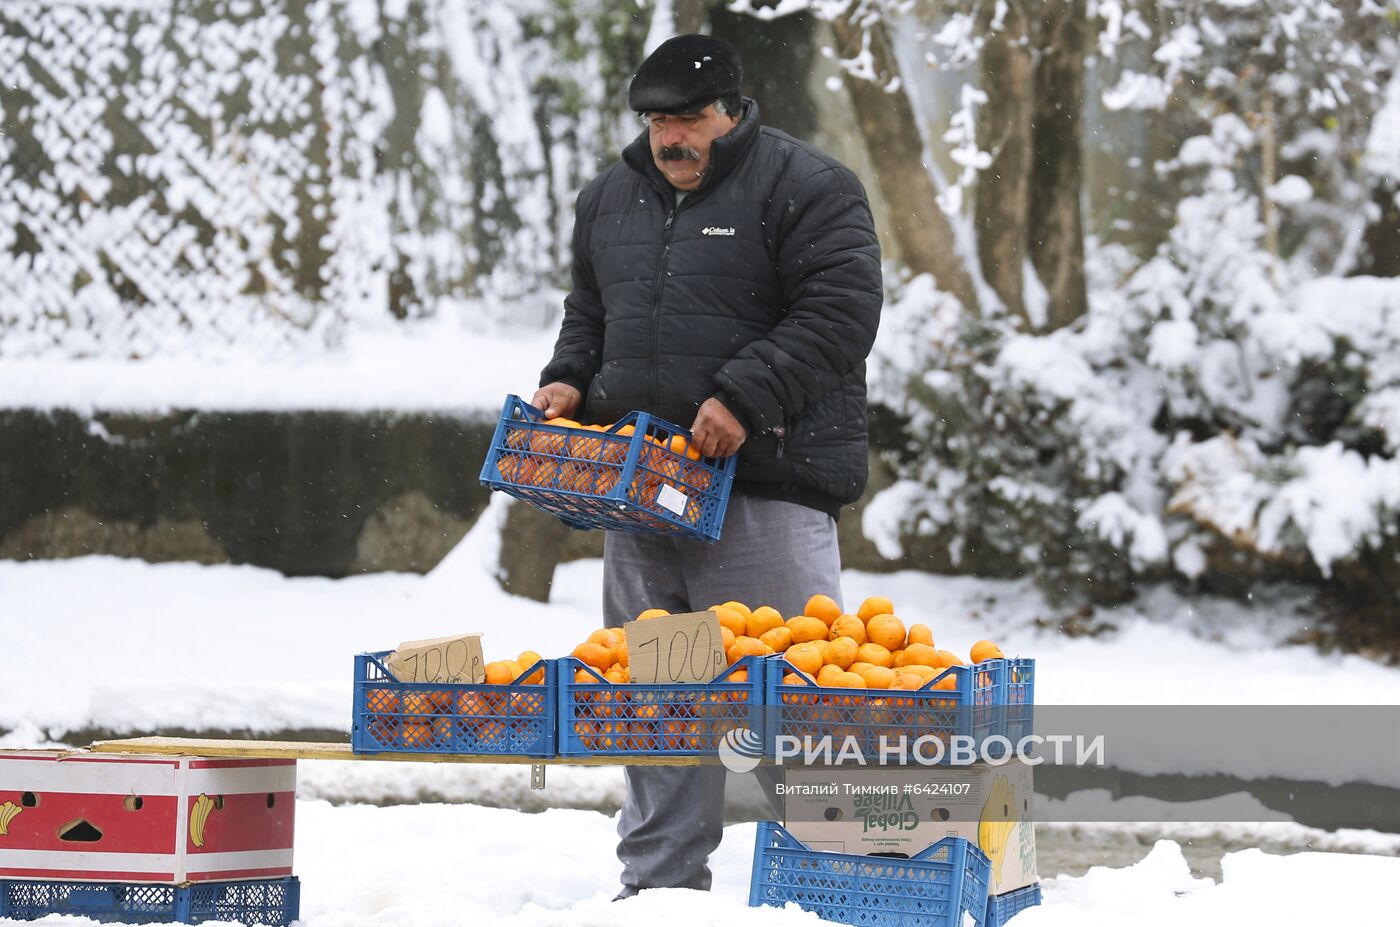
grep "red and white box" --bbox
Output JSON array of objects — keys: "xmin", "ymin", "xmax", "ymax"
[{"xmin": 0, "ymin": 751, "xmax": 295, "ymax": 883}]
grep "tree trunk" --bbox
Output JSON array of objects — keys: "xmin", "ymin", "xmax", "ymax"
[
  {"xmin": 975, "ymin": 0, "xmax": 1035, "ymax": 322},
  {"xmin": 496, "ymin": 500, "xmax": 570, "ymax": 602},
  {"xmin": 673, "ymin": 0, "xmax": 707, "ymax": 34},
  {"xmin": 830, "ymin": 14, "xmax": 979, "ymax": 311},
  {"xmin": 1027, "ymin": 0, "xmax": 1089, "ymax": 330},
  {"xmin": 710, "ymin": 8, "xmax": 818, "ymax": 140},
  {"xmin": 1357, "ymin": 184, "xmax": 1400, "ymax": 277}
]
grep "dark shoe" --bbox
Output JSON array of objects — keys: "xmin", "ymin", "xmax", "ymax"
[{"xmin": 612, "ymin": 886, "xmax": 642, "ymax": 902}]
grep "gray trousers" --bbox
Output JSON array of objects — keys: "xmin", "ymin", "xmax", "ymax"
[{"xmin": 601, "ymin": 494, "xmax": 842, "ymax": 892}]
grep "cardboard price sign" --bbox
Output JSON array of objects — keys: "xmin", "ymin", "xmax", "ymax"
[
  {"xmin": 624, "ymin": 611, "xmax": 726, "ymax": 684},
  {"xmin": 386, "ymin": 633, "xmax": 485, "ymax": 684}
]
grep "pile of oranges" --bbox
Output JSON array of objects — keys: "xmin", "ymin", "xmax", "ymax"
[
  {"xmin": 364, "ymin": 650, "xmax": 548, "ymax": 750},
  {"xmin": 713, "ymin": 594, "xmax": 1005, "ymax": 692},
  {"xmin": 496, "ymin": 417, "xmax": 714, "ymax": 525}
]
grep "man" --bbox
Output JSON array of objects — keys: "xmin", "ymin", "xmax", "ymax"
[{"xmin": 532, "ymin": 34, "xmax": 882, "ymax": 897}]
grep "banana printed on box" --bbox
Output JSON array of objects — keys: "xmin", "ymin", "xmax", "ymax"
[{"xmin": 0, "ymin": 751, "xmax": 295, "ymax": 883}]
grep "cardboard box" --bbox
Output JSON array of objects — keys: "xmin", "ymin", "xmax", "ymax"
[
  {"xmin": 781, "ymin": 761, "xmax": 1037, "ymax": 895},
  {"xmin": 386, "ymin": 633, "xmax": 485, "ymax": 684},
  {"xmin": 0, "ymin": 751, "xmax": 295, "ymax": 883}
]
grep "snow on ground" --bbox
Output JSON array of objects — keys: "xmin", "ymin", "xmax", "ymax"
[
  {"xmin": 6, "ymin": 798, "xmax": 1393, "ymax": 927},
  {"xmin": 0, "ymin": 317, "xmax": 559, "ymax": 416},
  {"xmin": 5, "ymin": 510, "xmax": 1400, "ymax": 921}
]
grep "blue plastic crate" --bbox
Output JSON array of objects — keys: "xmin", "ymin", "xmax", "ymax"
[
  {"xmin": 479, "ymin": 394, "xmax": 737, "ymax": 542},
  {"xmin": 555, "ymin": 656, "xmax": 765, "ymax": 757},
  {"xmin": 985, "ymin": 883, "xmax": 1042, "ymax": 927},
  {"xmin": 749, "ymin": 822, "xmax": 991, "ymax": 927},
  {"xmin": 763, "ymin": 657, "xmax": 1011, "ymax": 765},
  {"xmin": 1003, "ymin": 658, "xmax": 1035, "ymax": 745},
  {"xmin": 352, "ymin": 651, "xmax": 555, "ymax": 757},
  {"xmin": 0, "ymin": 877, "xmax": 299, "ymax": 926}
]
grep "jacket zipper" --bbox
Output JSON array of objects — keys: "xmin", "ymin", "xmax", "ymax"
[
  {"xmin": 647, "ymin": 203, "xmax": 680, "ymax": 413},
  {"xmin": 773, "ymin": 426, "xmax": 785, "ymax": 459}
]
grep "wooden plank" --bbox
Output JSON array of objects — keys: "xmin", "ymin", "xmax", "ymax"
[{"xmin": 83, "ymin": 736, "xmax": 706, "ymax": 766}]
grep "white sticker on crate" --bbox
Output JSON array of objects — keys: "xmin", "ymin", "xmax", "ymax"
[{"xmin": 657, "ymin": 483, "xmax": 688, "ymax": 516}]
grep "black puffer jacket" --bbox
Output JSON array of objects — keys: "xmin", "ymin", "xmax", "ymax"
[{"xmin": 540, "ymin": 101, "xmax": 882, "ymax": 516}]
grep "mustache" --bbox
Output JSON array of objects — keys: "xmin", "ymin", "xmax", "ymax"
[{"xmin": 659, "ymin": 145, "xmax": 702, "ymax": 162}]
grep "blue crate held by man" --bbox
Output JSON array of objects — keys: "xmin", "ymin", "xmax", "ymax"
[
  {"xmin": 479, "ymin": 394, "xmax": 736, "ymax": 542},
  {"xmin": 748, "ymin": 822, "xmax": 991, "ymax": 927},
  {"xmin": 555, "ymin": 656, "xmax": 764, "ymax": 757},
  {"xmin": 763, "ymin": 657, "xmax": 1014, "ymax": 765},
  {"xmin": 986, "ymin": 882, "xmax": 1043, "ymax": 927},
  {"xmin": 0, "ymin": 877, "xmax": 299, "ymax": 926},
  {"xmin": 352, "ymin": 651, "xmax": 556, "ymax": 758}
]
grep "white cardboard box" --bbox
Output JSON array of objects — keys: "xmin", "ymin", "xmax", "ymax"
[{"xmin": 781, "ymin": 761, "xmax": 1037, "ymax": 895}]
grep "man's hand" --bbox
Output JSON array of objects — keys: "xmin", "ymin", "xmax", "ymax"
[
  {"xmin": 531, "ymin": 382, "xmax": 582, "ymax": 419},
  {"xmin": 691, "ymin": 397, "xmax": 747, "ymax": 458}
]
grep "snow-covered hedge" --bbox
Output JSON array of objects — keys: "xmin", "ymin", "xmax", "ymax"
[{"xmin": 870, "ymin": 116, "xmax": 1400, "ymax": 603}]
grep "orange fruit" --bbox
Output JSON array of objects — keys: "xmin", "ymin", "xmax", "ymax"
[
  {"xmin": 746, "ymin": 605, "xmax": 785, "ymax": 639},
  {"xmin": 898, "ymin": 643, "xmax": 940, "ymax": 668},
  {"xmin": 825, "ymin": 637, "xmax": 859, "ymax": 670},
  {"xmin": 574, "ymin": 667, "xmax": 599, "ymax": 684},
  {"xmin": 721, "ymin": 627, "xmax": 736, "ymax": 650},
  {"xmin": 830, "ymin": 615, "xmax": 867, "ymax": 645},
  {"xmin": 866, "ymin": 614, "xmax": 907, "ymax": 652},
  {"xmin": 635, "ymin": 608, "xmax": 670, "ymax": 621},
  {"xmin": 907, "ymin": 624, "xmax": 934, "ymax": 647},
  {"xmin": 857, "ymin": 596, "xmax": 895, "ymax": 622},
  {"xmin": 720, "ymin": 600, "xmax": 753, "ymax": 620},
  {"xmin": 803, "ymin": 594, "xmax": 842, "ymax": 626},
  {"xmin": 402, "ymin": 720, "xmax": 434, "ymax": 747},
  {"xmin": 848, "ymin": 661, "xmax": 875, "ymax": 677},
  {"xmin": 729, "ymin": 668, "xmax": 749, "ymax": 683},
  {"xmin": 892, "ymin": 672, "xmax": 927, "ymax": 690},
  {"xmin": 786, "ymin": 615, "xmax": 829, "ymax": 644},
  {"xmin": 516, "ymin": 651, "xmax": 545, "ymax": 683},
  {"xmin": 933, "ymin": 672, "xmax": 958, "ymax": 691},
  {"xmin": 614, "ymin": 642, "xmax": 629, "ymax": 668},
  {"xmin": 760, "ymin": 627, "xmax": 794, "ymax": 652},
  {"xmin": 484, "ymin": 661, "xmax": 516, "ymax": 685},
  {"xmin": 667, "ymin": 433, "xmax": 702, "ymax": 461},
  {"xmin": 588, "ymin": 628, "xmax": 624, "ymax": 649},
  {"xmin": 604, "ymin": 668, "xmax": 628, "ymax": 684},
  {"xmin": 712, "ymin": 606, "xmax": 748, "ymax": 638},
  {"xmin": 366, "ymin": 689, "xmax": 400, "ymax": 714},
  {"xmin": 970, "ymin": 640, "xmax": 1005, "ymax": 663},
  {"xmin": 901, "ymin": 665, "xmax": 938, "ymax": 682},
  {"xmin": 572, "ymin": 642, "xmax": 614, "ymax": 672},
  {"xmin": 816, "ymin": 664, "xmax": 845, "ymax": 686},
  {"xmin": 855, "ymin": 643, "xmax": 894, "ymax": 668},
  {"xmin": 784, "ymin": 671, "xmax": 815, "ymax": 686},
  {"xmin": 727, "ymin": 636, "xmax": 774, "ymax": 664},
  {"xmin": 935, "ymin": 650, "xmax": 964, "ymax": 668},
  {"xmin": 786, "ymin": 642, "xmax": 824, "ymax": 676},
  {"xmin": 831, "ymin": 672, "xmax": 867, "ymax": 689},
  {"xmin": 858, "ymin": 665, "xmax": 896, "ymax": 689}
]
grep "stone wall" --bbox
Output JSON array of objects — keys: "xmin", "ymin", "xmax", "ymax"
[
  {"xmin": 1, "ymin": 410, "xmax": 494, "ymax": 576},
  {"xmin": 2, "ymin": 409, "xmax": 919, "ymax": 597}
]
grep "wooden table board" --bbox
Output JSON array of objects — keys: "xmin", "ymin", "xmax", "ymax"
[{"xmin": 81, "ymin": 736, "xmax": 706, "ymax": 766}]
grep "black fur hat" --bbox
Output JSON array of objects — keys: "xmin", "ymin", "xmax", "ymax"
[{"xmin": 628, "ymin": 34, "xmax": 743, "ymax": 114}]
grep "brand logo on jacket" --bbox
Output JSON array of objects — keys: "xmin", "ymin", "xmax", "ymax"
[{"xmin": 702, "ymin": 226, "xmax": 737, "ymax": 236}]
